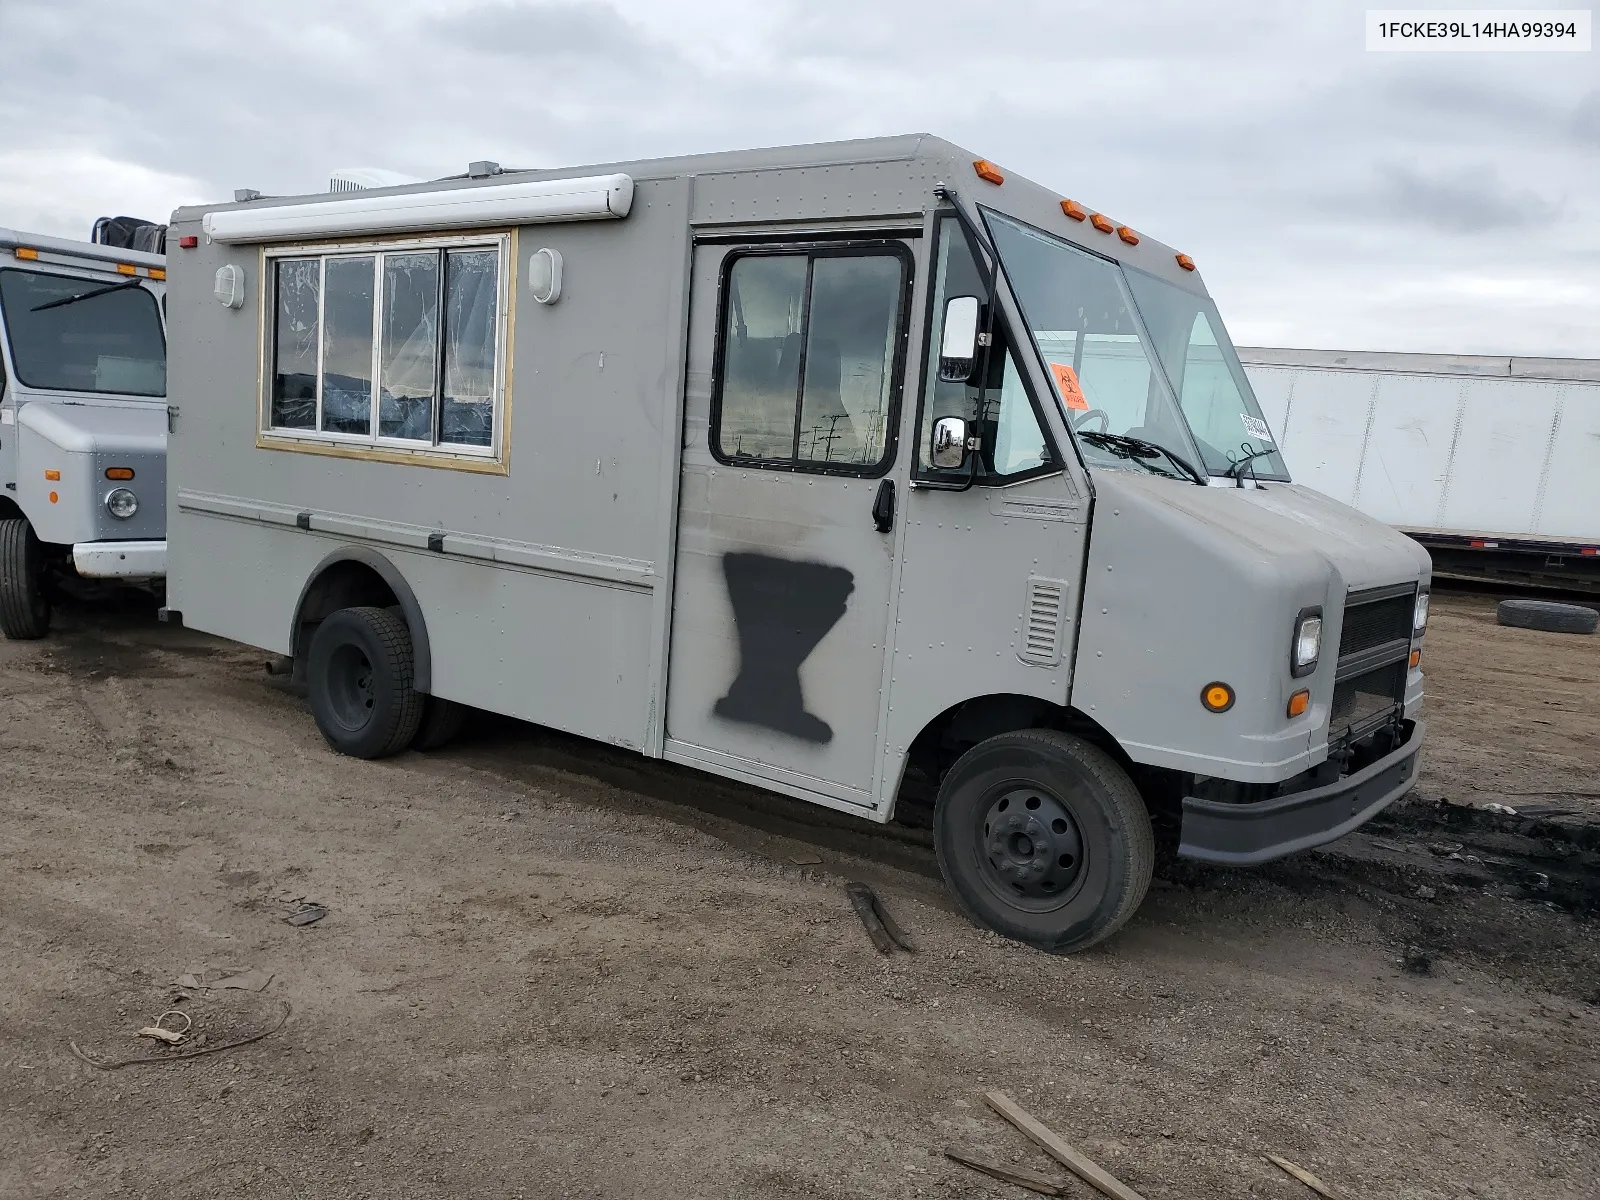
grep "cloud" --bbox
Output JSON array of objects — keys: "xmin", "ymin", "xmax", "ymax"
[
  {"xmin": 0, "ymin": 0, "xmax": 1596, "ymax": 354},
  {"xmin": 1374, "ymin": 161, "xmax": 1560, "ymax": 233}
]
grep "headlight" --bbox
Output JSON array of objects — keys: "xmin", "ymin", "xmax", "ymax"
[
  {"xmin": 1291, "ymin": 609, "xmax": 1322, "ymax": 678},
  {"xmin": 1413, "ymin": 589, "xmax": 1429, "ymax": 637},
  {"xmin": 105, "ymin": 488, "xmax": 139, "ymax": 519}
]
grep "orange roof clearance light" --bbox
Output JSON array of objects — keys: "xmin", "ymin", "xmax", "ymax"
[
  {"xmin": 1117, "ymin": 225, "xmax": 1140, "ymax": 246},
  {"xmin": 973, "ymin": 160, "xmax": 1005, "ymax": 185},
  {"xmin": 1201, "ymin": 682, "xmax": 1235, "ymax": 713},
  {"xmin": 14, "ymin": 247, "xmax": 39, "ymax": 260},
  {"xmin": 116, "ymin": 263, "xmax": 138, "ymax": 275},
  {"xmin": 1175, "ymin": 253, "xmax": 1196, "ymax": 272},
  {"xmin": 1060, "ymin": 199, "xmax": 1087, "ymax": 221},
  {"xmin": 148, "ymin": 267, "xmax": 166, "ymax": 281},
  {"xmin": 1089, "ymin": 213, "xmax": 1114, "ymax": 234},
  {"xmin": 1287, "ymin": 689, "xmax": 1310, "ymax": 718}
]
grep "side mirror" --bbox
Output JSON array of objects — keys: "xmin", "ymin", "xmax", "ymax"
[
  {"xmin": 938, "ymin": 295, "xmax": 981, "ymax": 382},
  {"xmin": 931, "ymin": 415, "xmax": 969, "ymax": 469}
]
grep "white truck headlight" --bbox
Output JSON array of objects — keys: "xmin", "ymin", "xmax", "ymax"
[
  {"xmin": 106, "ymin": 488, "xmax": 139, "ymax": 519},
  {"xmin": 1291, "ymin": 609, "xmax": 1322, "ymax": 678},
  {"xmin": 1413, "ymin": 589, "xmax": 1429, "ymax": 637}
]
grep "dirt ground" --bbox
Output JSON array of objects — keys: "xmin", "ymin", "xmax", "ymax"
[{"xmin": 1, "ymin": 589, "xmax": 1596, "ymax": 1200}]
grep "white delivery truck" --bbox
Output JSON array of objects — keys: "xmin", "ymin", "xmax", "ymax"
[
  {"xmin": 164, "ymin": 136, "xmax": 1433, "ymax": 952},
  {"xmin": 1242, "ymin": 348, "xmax": 1600, "ymax": 593},
  {"xmin": 0, "ymin": 222, "xmax": 168, "ymax": 637}
]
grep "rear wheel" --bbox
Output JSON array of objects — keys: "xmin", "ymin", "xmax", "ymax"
[
  {"xmin": 934, "ymin": 729, "xmax": 1154, "ymax": 953},
  {"xmin": 413, "ymin": 696, "xmax": 468, "ymax": 751},
  {"xmin": 306, "ymin": 606, "xmax": 424, "ymax": 758},
  {"xmin": 0, "ymin": 519, "xmax": 51, "ymax": 640}
]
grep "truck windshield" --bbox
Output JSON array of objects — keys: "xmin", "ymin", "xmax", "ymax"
[
  {"xmin": 984, "ymin": 212, "xmax": 1285, "ymax": 482},
  {"xmin": 0, "ymin": 267, "xmax": 166, "ymax": 397}
]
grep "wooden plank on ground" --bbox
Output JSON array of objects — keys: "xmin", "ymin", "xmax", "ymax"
[
  {"xmin": 943, "ymin": 1149, "xmax": 1069, "ymax": 1196},
  {"xmin": 1265, "ymin": 1154, "xmax": 1345, "ymax": 1199},
  {"xmin": 983, "ymin": 1090, "xmax": 1150, "ymax": 1200}
]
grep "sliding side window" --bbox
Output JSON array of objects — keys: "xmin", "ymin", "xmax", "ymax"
[
  {"xmin": 265, "ymin": 238, "xmax": 505, "ymax": 457},
  {"xmin": 712, "ymin": 245, "xmax": 910, "ymax": 474}
]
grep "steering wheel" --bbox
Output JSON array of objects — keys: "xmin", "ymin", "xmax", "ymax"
[{"xmin": 1073, "ymin": 408, "xmax": 1110, "ymax": 434}]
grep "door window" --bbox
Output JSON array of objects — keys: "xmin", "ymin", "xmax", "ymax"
[
  {"xmin": 712, "ymin": 246, "xmax": 909, "ymax": 474},
  {"xmin": 916, "ymin": 217, "xmax": 1055, "ymax": 483}
]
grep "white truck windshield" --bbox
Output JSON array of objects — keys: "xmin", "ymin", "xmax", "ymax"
[
  {"xmin": 985, "ymin": 211, "xmax": 1285, "ymax": 482},
  {"xmin": 0, "ymin": 267, "xmax": 166, "ymax": 397}
]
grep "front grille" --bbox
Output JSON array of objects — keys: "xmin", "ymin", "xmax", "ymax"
[
  {"xmin": 1331, "ymin": 659, "xmax": 1407, "ymax": 740},
  {"xmin": 1338, "ymin": 587, "xmax": 1415, "ymax": 659}
]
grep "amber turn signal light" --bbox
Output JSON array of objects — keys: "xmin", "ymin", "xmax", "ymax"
[
  {"xmin": 1287, "ymin": 689, "xmax": 1310, "ymax": 718},
  {"xmin": 1117, "ymin": 225, "xmax": 1140, "ymax": 245},
  {"xmin": 1060, "ymin": 199, "xmax": 1086, "ymax": 221},
  {"xmin": 105, "ymin": 467, "xmax": 135, "ymax": 481},
  {"xmin": 1409, "ymin": 648, "xmax": 1422, "ymax": 669},
  {"xmin": 1090, "ymin": 214, "xmax": 1114, "ymax": 234},
  {"xmin": 44, "ymin": 469, "xmax": 61, "ymax": 481},
  {"xmin": 973, "ymin": 160, "xmax": 1005, "ymax": 185},
  {"xmin": 1201, "ymin": 682, "xmax": 1235, "ymax": 713},
  {"xmin": 1175, "ymin": 253, "xmax": 1196, "ymax": 271}
]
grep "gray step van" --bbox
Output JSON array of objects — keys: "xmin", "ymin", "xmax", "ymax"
[{"xmin": 162, "ymin": 136, "xmax": 1429, "ymax": 950}]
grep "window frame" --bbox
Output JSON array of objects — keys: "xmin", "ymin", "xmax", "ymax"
[
  {"xmin": 708, "ymin": 239, "xmax": 914, "ymax": 480},
  {"xmin": 910, "ymin": 213, "xmax": 1062, "ymax": 488},
  {"xmin": 257, "ymin": 231, "xmax": 513, "ymax": 467}
]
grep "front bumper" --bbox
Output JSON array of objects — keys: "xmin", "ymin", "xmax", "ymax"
[
  {"xmin": 1178, "ymin": 720, "xmax": 1423, "ymax": 865},
  {"xmin": 73, "ymin": 539, "xmax": 166, "ymax": 579}
]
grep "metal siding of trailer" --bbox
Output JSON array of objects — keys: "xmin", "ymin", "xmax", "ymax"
[
  {"xmin": 1244, "ymin": 361, "xmax": 1600, "ymax": 545},
  {"xmin": 1436, "ymin": 379, "xmax": 1562, "ymax": 538}
]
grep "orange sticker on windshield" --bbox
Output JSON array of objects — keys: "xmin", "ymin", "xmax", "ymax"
[{"xmin": 1050, "ymin": 362, "xmax": 1088, "ymax": 410}]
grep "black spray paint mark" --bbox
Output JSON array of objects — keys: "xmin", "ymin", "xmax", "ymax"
[{"xmin": 714, "ymin": 552, "xmax": 854, "ymax": 744}]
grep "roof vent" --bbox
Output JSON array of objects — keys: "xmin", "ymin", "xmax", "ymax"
[{"xmin": 328, "ymin": 168, "xmax": 422, "ymax": 193}]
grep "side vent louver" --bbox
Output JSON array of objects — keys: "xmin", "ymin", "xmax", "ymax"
[{"xmin": 1020, "ymin": 577, "xmax": 1069, "ymax": 666}]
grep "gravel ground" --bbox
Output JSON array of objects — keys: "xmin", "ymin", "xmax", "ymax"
[{"xmin": 0, "ymin": 589, "xmax": 1595, "ymax": 1199}]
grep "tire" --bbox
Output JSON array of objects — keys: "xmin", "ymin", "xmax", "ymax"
[
  {"xmin": 412, "ymin": 696, "xmax": 468, "ymax": 751},
  {"xmin": 0, "ymin": 519, "xmax": 51, "ymax": 640},
  {"xmin": 1496, "ymin": 598, "xmax": 1598, "ymax": 635},
  {"xmin": 305, "ymin": 606, "xmax": 424, "ymax": 759},
  {"xmin": 934, "ymin": 729, "xmax": 1154, "ymax": 954}
]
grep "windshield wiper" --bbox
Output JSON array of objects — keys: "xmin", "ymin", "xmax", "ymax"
[
  {"xmin": 1078, "ymin": 430, "xmax": 1207, "ymax": 485},
  {"xmin": 30, "ymin": 277, "xmax": 147, "ymax": 313},
  {"xmin": 1224, "ymin": 444, "xmax": 1278, "ymax": 486}
]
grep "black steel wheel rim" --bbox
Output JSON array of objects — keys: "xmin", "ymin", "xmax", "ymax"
[
  {"xmin": 975, "ymin": 781, "xmax": 1086, "ymax": 912},
  {"xmin": 326, "ymin": 643, "xmax": 377, "ymax": 732}
]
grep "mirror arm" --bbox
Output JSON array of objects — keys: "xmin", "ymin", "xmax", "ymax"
[{"xmin": 933, "ymin": 185, "xmax": 1002, "ymax": 494}]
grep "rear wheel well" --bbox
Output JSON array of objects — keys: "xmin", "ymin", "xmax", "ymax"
[
  {"xmin": 893, "ymin": 694, "xmax": 1183, "ymax": 834},
  {"xmin": 291, "ymin": 553, "xmax": 422, "ymax": 684}
]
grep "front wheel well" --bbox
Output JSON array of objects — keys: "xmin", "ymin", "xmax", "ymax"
[
  {"xmin": 0, "ymin": 497, "xmax": 25, "ymax": 524},
  {"xmin": 892, "ymin": 693, "xmax": 1183, "ymax": 830}
]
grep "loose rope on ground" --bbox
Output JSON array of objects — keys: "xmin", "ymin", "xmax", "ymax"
[{"xmin": 69, "ymin": 1001, "xmax": 291, "ymax": 1069}]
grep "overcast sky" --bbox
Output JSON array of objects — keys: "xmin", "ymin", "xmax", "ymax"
[{"xmin": 1, "ymin": 0, "xmax": 1595, "ymax": 356}]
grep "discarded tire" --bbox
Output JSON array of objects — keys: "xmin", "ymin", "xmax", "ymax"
[{"xmin": 1496, "ymin": 598, "xmax": 1598, "ymax": 635}]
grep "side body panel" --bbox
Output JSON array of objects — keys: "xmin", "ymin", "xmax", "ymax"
[{"xmin": 167, "ymin": 178, "xmax": 694, "ymax": 750}]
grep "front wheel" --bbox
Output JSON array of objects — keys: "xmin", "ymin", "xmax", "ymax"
[
  {"xmin": 0, "ymin": 519, "xmax": 51, "ymax": 640},
  {"xmin": 934, "ymin": 729, "xmax": 1154, "ymax": 953},
  {"xmin": 306, "ymin": 606, "xmax": 424, "ymax": 759}
]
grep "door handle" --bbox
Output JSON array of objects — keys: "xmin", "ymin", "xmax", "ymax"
[{"xmin": 872, "ymin": 479, "xmax": 895, "ymax": 533}]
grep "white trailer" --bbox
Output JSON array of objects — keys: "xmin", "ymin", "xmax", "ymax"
[{"xmin": 1241, "ymin": 348, "xmax": 1600, "ymax": 593}]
